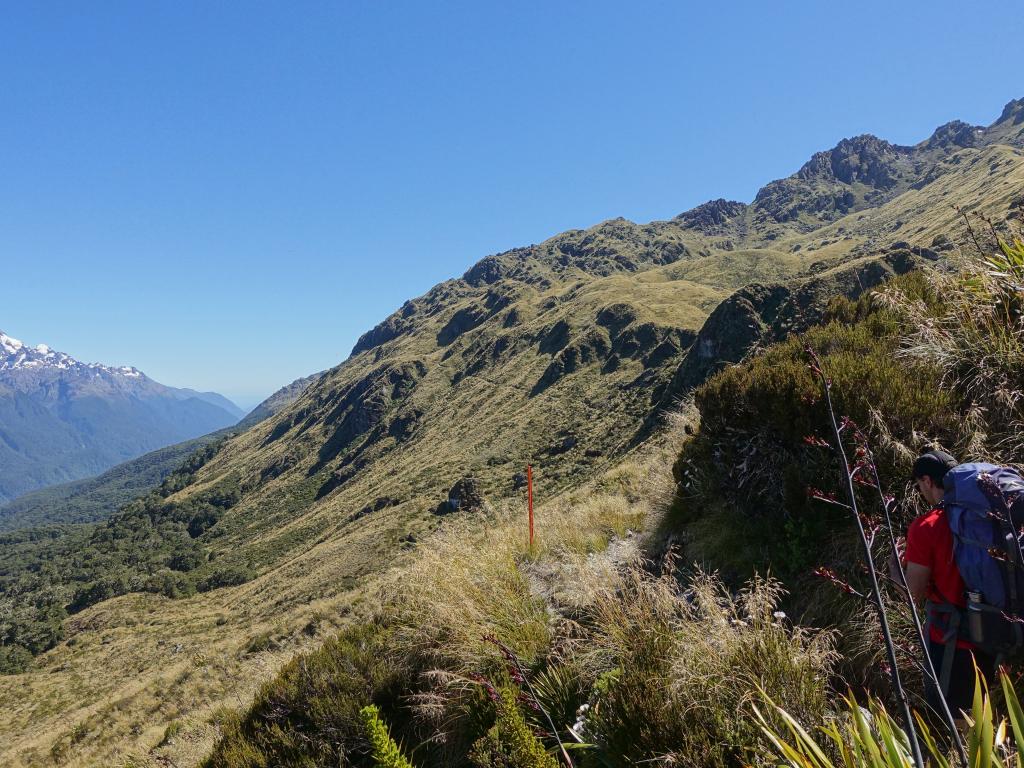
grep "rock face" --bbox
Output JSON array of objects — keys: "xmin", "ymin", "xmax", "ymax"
[
  {"xmin": 436, "ymin": 477, "xmax": 486, "ymax": 515},
  {"xmin": 675, "ymin": 199, "xmax": 748, "ymax": 233},
  {"xmin": 796, "ymin": 135, "xmax": 911, "ymax": 188}
]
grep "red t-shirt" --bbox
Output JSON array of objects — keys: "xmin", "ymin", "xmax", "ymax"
[{"xmin": 905, "ymin": 506, "xmax": 970, "ymax": 647}]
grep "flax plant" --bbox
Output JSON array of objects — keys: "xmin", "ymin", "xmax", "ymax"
[{"xmin": 755, "ymin": 669, "xmax": 1024, "ymax": 768}]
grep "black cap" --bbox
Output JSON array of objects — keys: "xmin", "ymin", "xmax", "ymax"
[{"xmin": 911, "ymin": 450, "xmax": 957, "ymax": 482}]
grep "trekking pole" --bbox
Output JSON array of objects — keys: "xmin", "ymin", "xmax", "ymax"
[
  {"xmin": 806, "ymin": 347, "xmax": 926, "ymax": 768},
  {"xmin": 859, "ymin": 437, "xmax": 967, "ymax": 766}
]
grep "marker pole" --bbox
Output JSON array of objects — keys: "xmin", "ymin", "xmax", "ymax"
[{"xmin": 527, "ymin": 464, "xmax": 534, "ymax": 548}]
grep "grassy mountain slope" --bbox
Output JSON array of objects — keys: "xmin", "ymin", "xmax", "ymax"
[
  {"xmin": 205, "ymin": 235, "xmax": 1024, "ymax": 768},
  {"xmin": 1, "ymin": 100, "xmax": 1022, "ymax": 768},
  {"xmin": 235, "ymin": 372, "xmax": 322, "ymax": 431}
]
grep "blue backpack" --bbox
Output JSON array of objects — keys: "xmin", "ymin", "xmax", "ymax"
[{"xmin": 941, "ymin": 462, "xmax": 1024, "ymax": 656}]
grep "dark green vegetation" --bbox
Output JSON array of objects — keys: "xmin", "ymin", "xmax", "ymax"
[
  {"xmin": 673, "ymin": 240, "xmax": 1024, "ymax": 588},
  {"xmin": 3, "ymin": 100, "xmax": 1024, "ymax": 766},
  {"xmin": 0, "ymin": 437, "xmax": 256, "ymax": 673},
  {"xmin": 670, "ymin": 272, "xmax": 950, "ymax": 576},
  {"xmin": 0, "ymin": 431, "xmax": 226, "ymax": 532}
]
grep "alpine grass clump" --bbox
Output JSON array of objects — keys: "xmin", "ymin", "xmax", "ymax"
[
  {"xmin": 892, "ymin": 228, "xmax": 1024, "ymax": 459},
  {"xmin": 573, "ymin": 567, "xmax": 835, "ymax": 767}
]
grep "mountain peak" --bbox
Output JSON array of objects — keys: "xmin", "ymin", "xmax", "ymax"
[
  {"xmin": 996, "ymin": 97, "xmax": 1024, "ymax": 126},
  {"xmin": 923, "ymin": 120, "xmax": 983, "ymax": 150},
  {"xmin": 0, "ymin": 331, "xmax": 24, "ymax": 354},
  {"xmin": 0, "ymin": 329, "xmax": 147, "ymax": 380},
  {"xmin": 795, "ymin": 134, "xmax": 909, "ymax": 188},
  {"xmin": 675, "ymin": 199, "xmax": 747, "ymax": 232}
]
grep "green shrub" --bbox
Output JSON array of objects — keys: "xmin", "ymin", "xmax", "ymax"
[
  {"xmin": 144, "ymin": 569, "xmax": 197, "ymax": 599},
  {"xmin": 202, "ymin": 621, "xmax": 414, "ymax": 768},
  {"xmin": 0, "ymin": 643, "xmax": 32, "ymax": 674},
  {"xmin": 468, "ymin": 689, "xmax": 558, "ymax": 768},
  {"xmin": 360, "ymin": 705, "xmax": 415, "ymax": 768},
  {"xmin": 668, "ymin": 286, "xmax": 959, "ymax": 577}
]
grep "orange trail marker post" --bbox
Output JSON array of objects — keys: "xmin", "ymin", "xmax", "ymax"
[{"xmin": 527, "ymin": 464, "xmax": 534, "ymax": 548}]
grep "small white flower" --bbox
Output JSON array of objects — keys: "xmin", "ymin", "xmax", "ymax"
[{"xmin": 773, "ymin": 611, "xmax": 787, "ymax": 620}]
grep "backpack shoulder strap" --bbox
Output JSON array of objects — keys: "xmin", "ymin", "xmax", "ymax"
[{"xmin": 925, "ymin": 600, "xmax": 962, "ymax": 696}]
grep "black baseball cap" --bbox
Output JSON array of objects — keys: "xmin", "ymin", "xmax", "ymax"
[{"xmin": 910, "ymin": 449, "xmax": 957, "ymax": 482}]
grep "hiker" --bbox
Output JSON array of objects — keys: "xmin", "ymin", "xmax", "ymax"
[{"xmin": 902, "ymin": 449, "xmax": 997, "ymax": 718}]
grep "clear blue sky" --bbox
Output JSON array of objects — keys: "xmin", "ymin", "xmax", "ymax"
[{"xmin": 2, "ymin": 2, "xmax": 1021, "ymax": 409}]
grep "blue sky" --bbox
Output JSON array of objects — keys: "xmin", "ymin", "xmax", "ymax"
[{"xmin": 2, "ymin": 2, "xmax": 1021, "ymax": 409}]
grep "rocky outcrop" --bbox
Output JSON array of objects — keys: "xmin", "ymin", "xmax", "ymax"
[
  {"xmin": 923, "ymin": 120, "xmax": 982, "ymax": 151},
  {"xmin": 796, "ymin": 135, "xmax": 911, "ymax": 189},
  {"xmin": 676, "ymin": 199, "xmax": 747, "ymax": 234},
  {"xmin": 435, "ymin": 477, "xmax": 485, "ymax": 515}
]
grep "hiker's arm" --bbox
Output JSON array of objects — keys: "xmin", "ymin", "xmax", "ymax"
[{"xmin": 904, "ymin": 562, "xmax": 931, "ymax": 607}]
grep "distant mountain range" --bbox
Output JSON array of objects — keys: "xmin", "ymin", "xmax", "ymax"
[
  {"xmin": 0, "ymin": 330, "xmax": 243, "ymax": 503},
  {"xmin": 0, "ymin": 369, "xmax": 321, "ymax": 530}
]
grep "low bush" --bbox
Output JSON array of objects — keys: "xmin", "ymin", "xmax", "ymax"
[
  {"xmin": 0, "ymin": 643, "xmax": 33, "ymax": 674},
  {"xmin": 468, "ymin": 688, "xmax": 558, "ymax": 768},
  {"xmin": 202, "ymin": 621, "xmax": 413, "ymax": 768},
  {"xmin": 668, "ymin": 269, "xmax": 979, "ymax": 579}
]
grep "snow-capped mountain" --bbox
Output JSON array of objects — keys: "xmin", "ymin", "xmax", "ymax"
[
  {"xmin": 2, "ymin": 330, "xmax": 146, "ymax": 385},
  {"xmin": 0, "ymin": 329, "xmax": 242, "ymax": 503}
]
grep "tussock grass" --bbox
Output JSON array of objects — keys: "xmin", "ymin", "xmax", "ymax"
[
  {"xmin": 384, "ymin": 508, "xmax": 553, "ymax": 678},
  {"xmin": 573, "ymin": 566, "xmax": 835, "ymax": 767},
  {"xmin": 890, "ymin": 235, "xmax": 1024, "ymax": 460}
]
